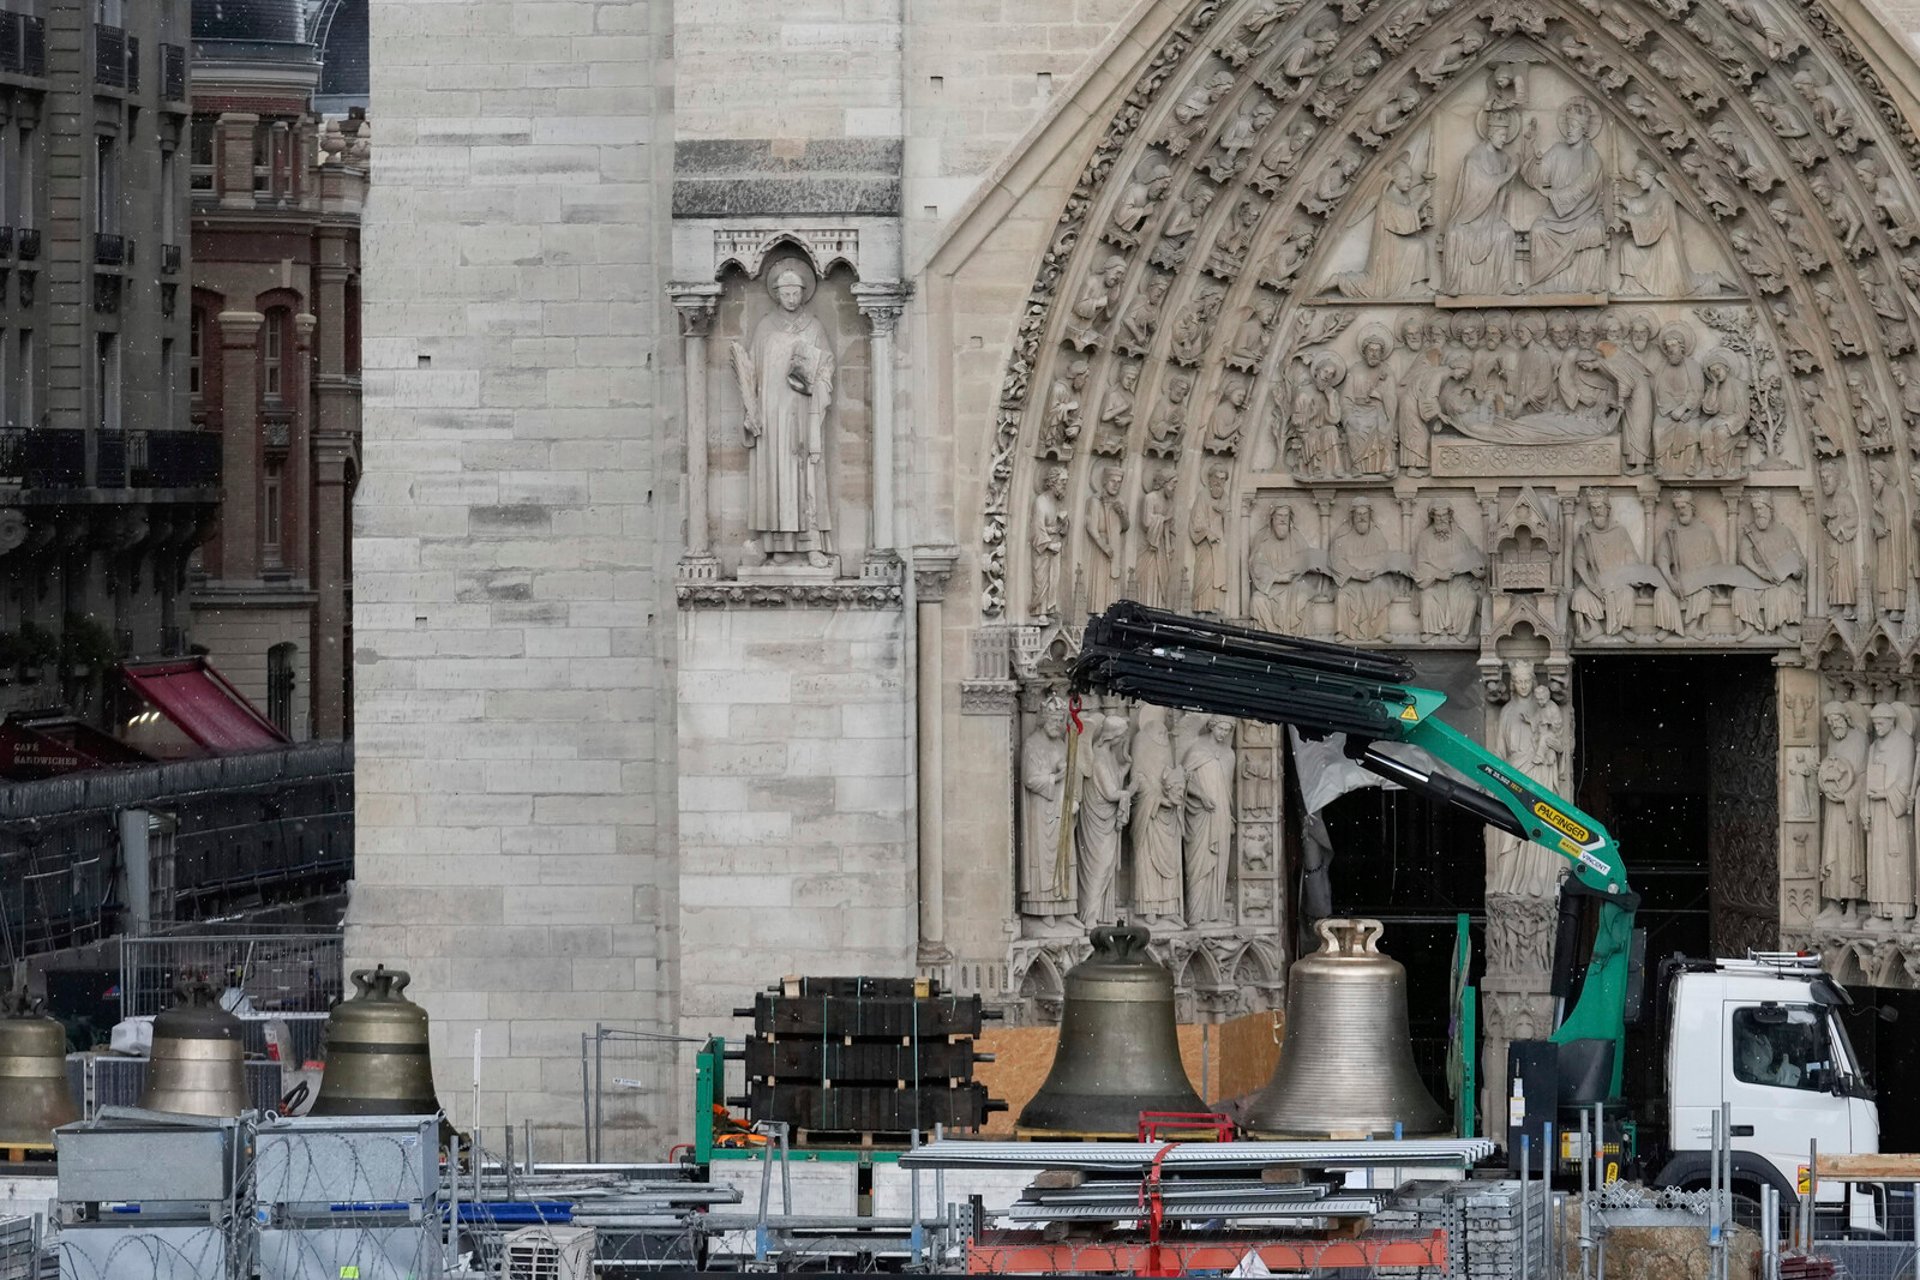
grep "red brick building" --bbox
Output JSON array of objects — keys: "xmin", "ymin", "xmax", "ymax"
[{"xmin": 188, "ymin": 0, "xmax": 363, "ymax": 740}]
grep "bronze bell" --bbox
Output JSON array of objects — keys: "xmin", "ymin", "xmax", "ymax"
[
  {"xmin": 1241, "ymin": 918, "xmax": 1446, "ymax": 1139},
  {"xmin": 0, "ymin": 989, "xmax": 77, "ymax": 1144},
  {"xmin": 141, "ymin": 980, "xmax": 250, "ymax": 1117},
  {"xmin": 1018, "ymin": 924, "xmax": 1206, "ymax": 1137},
  {"xmin": 310, "ymin": 966, "xmax": 445, "ymax": 1119}
]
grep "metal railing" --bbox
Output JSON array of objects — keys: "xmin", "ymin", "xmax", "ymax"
[
  {"xmin": 92, "ymin": 233, "xmax": 125, "ymax": 267},
  {"xmin": 91, "ymin": 22, "xmax": 124, "ymax": 87},
  {"xmin": 160, "ymin": 242, "xmax": 181, "ymax": 275},
  {"xmin": 579, "ymin": 1025, "xmax": 699, "ymax": 1162},
  {"xmin": 161, "ymin": 42, "xmax": 184, "ymax": 101}
]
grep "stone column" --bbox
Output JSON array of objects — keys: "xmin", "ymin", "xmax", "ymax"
[
  {"xmin": 217, "ymin": 113, "xmax": 258, "ymax": 210},
  {"xmin": 216, "ymin": 311, "xmax": 264, "ymax": 580},
  {"xmin": 915, "ymin": 547, "xmax": 959, "ymax": 967},
  {"xmin": 671, "ymin": 285, "xmax": 720, "ymax": 579},
  {"xmin": 310, "ymin": 440, "xmax": 352, "ymax": 737},
  {"xmin": 288, "ymin": 312, "xmax": 316, "ymax": 579},
  {"xmin": 854, "ymin": 284, "xmax": 909, "ymax": 565}
]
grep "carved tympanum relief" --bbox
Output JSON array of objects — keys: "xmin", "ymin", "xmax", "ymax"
[{"xmin": 971, "ymin": 0, "xmax": 1920, "ymax": 1008}]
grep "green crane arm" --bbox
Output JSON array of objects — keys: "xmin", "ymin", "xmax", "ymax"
[{"xmin": 1070, "ymin": 602, "xmax": 1636, "ymax": 1093}]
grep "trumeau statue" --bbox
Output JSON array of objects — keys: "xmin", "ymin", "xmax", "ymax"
[
  {"xmin": 1863, "ymin": 703, "xmax": 1915, "ymax": 927},
  {"xmin": 1818, "ymin": 701, "xmax": 1869, "ymax": 915},
  {"xmin": 1019, "ymin": 697, "xmax": 1075, "ymax": 923},
  {"xmin": 1129, "ymin": 704, "xmax": 1186, "ymax": 927},
  {"xmin": 731, "ymin": 263, "xmax": 836, "ymax": 567},
  {"xmin": 1489, "ymin": 660, "xmax": 1570, "ymax": 898},
  {"xmin": 1084, "ymin": 467, "xmax": 1129, "ymax": 613},
  {"xmin": 1075, "ymin": 710, "xmax": 1132, "ymax": 927},
  {"xmin": 1181, "ymin": 716, "xmax": 1237, "ymax": 925}
]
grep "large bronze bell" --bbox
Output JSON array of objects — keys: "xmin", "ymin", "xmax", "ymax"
[
  {"xmin": 141, "ymin": 980, "xmax": 250, "ymax": 1117},
  {"xmin": 1242, "ymin": 918, "xmax": 1446, "ymax": 1139},
  {"xmin": 1018, "ymin": 925, "xmax": 1206, "ymax": 1137},
  {"xmin": 0, "ymin": 989, "xmax": 77, "ymax": 1144},
  {"xmin": 310, "ymin": 966, "xmax": 445, "ymax": 1119}
]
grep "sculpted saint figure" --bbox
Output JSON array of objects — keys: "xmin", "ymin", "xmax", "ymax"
[
  {"xmin": 1139, "ymin": 469, "xmax": 1180, "ymax": 607},
  {"xmin": 1190, "ymin": 466, "xmax": 1231, "ymax": 614},
  {"xmin": 1732, "ymin": 495, "xmax": 1805, "ymax": 635},
  {"xmin": 1521, "ymin": 99, "xmax": 1609, "ymax": 294},
  {"xmin": 1413, "ymin": 502, "xmax": 1485, "ymax": 640},
  {"xmin": 1128, "ymin": 705, "xmax": 1186, "ymax": 926},
  {"xmin": 1655, "ymin": 490, "xmax": 1729, "ymax": 636},
  {"xmin": 1572, "ymin": 490, "xmax": 1681, "ymax": 639},
  {"xmin": 1699, "ymin": 350, "xmax": 1751, "ymax": 477},
  {"xmin": 1819, "ymin": 459, "xmax": 1861, "ymax": 618},
  {"xmin": 1249, "ymin": 504, "xmax": 1326, "ymax": 634},
  {"xmin": 1083, "ymin": 467, "xmax": 1129, "ymax": 612},
  {"xmin": 1335, "ymin": 152, "xmax": 1432, "ymax": 299},
  {"xmin": 1181, "ymin": 716, "xmax": 1237, "ymax": 925},
  {"xmin": 1616, "ymin": 153, "xmax": 1697, "ymax": 297},
  {"xmin": 1075, "ymin": 712, "xmax": 1131, "ymax": 927},
  {"xmin": 1863, "ymin": 703, "xmax": 1915, "ymax": 926},
  {"xmin": 1512, "ymin": 311, "xmax": 1558, "ymax": 412},
  {"xmin": 1441, "ymin": 112, "xmax": 1523, "ymax": 296},
  {"xmin": 1019, "ymin": 699, "xmax": 1075, "ymax": 921},
  {"xmin": 1870, "ymin": 461, "xmax": 1908, "ymax": 619},
  {"xmin": 1489, "ymin": 661, "xmax": 1570, "ymax": 898},
  {"xmin": 1329, "ymin": 498, "xmax": 1399, "ymax": 641},
  {"xmin": 1817, "ymin": 701, "xmax": 1868, "ymax": 911},
  {"xmin": 732, "ymin": 264, "xmax": 837, "ymax": 565},
  {"xmin": 1343, "ymin": 328, "xmax": 1398, "ymax": 475},
  {"xmin": 1029, "ymin": 465, "xmax": 1070, "ymax": 621},
  {"xmin": 1292, "ymin": 354, "xmax": 1347, "ymax": 480},
  {"xmin": 1112, "ymin": 155, "xmax": 1173, "ymax": 242},
  {"xmin": 1652, "ymin": 324, "xmax": 1706, "ymax": 477},
  {"xmin": 1395, "ymin": 315, "xmax": 1444, "ymax": 472},
  {"xmin": 1596, "ymin": 314, "xmax": 1657, "ymax": 473}
]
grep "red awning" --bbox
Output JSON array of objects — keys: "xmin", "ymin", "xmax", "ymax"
[
  {"xmin": 0, "ymin": 716, "xmax": 152, "ymax": 778},
  {"xmin": 120, "ymin": 657, "xmax": 289, "ymax": 753}
]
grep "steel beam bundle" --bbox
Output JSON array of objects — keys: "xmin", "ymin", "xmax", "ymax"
[
  {"xmin": 1004, "ymin": 1194, "xmax": 1388, "ymax": 1223},
  {"xmin": 1071, "ymin": 601, "xmax": 1414, "ymax": 739},
  {"xmin": 900, "ymin": 1137, "xmax": 1496, "ymax": 1170}
]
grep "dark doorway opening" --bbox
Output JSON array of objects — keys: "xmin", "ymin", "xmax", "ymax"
[{"xmin": 1572, "ymin": 653, "xmax": 1777, "ymax": 1138}]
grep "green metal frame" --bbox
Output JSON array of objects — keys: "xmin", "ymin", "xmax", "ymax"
[
  {"xmin": 1390, "ymin": 685, "xmax": 1636, "ymax": 1097},
  {"xmin": 693, "ymin": 1036, "xmax": 902, "ymax": 1165}
]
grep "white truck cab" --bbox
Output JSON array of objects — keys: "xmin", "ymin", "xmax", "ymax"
[{"xmin": 1654, "ymin": 953, "xmax": 1880, "ymax": 1227}]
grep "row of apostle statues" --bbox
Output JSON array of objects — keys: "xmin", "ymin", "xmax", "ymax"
[
  {"xmin": 1018, "ymin": 698, "xmax": 1263, "ymax": 934},
  {"xmin": 1274, "ymin": 308, "xmax": 1777, "ymax": 482},
  {"xmin": 1816, "ymin": 699, "xmax": 1920, "ymax": 929}
]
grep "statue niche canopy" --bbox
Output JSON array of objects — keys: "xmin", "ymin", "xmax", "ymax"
[{"xmin": 966, "ymin": 0, "xmax": 1920, "ymax": 1013}]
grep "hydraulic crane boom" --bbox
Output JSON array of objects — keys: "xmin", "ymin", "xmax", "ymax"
[{"xmin": 1070, "ymin": 601, "xmax": 1638, "ymax": 1097}]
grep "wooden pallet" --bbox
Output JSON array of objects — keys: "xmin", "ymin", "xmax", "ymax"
[
  {"xmin": 791, "ymin": 1128, "xmax": 912, "ymax": 1151},
  {"xmin": 0, "ymin": 1142, "xmax": 53, "ymax": 1164},
  {"xmin": 1013, "ymin": 1127, "xmax": 1135, "ymax": 1142}
]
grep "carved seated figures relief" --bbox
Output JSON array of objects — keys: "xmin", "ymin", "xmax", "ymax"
[
  {"xmin": 731, "ymin": 262, "xmax": 836, "ymax": 568},
  {"xmin": 1328, "ymin": 497, "xmax": 1407, "ymax": 641},
  {"xmin": 1732, "ymin": 495, "xmax": 1805, "ymax": 637},
  {"xmin": 1413, "ymin": 500, "xmax": 1485, "ymax": 640},
  {"xmin": 1249, "ymin": 502, "xmax": 1330, "ymax": 635},
  {"xmin": 1571, "ymin": 490, "xmax": 1680, "ymax": 641}
]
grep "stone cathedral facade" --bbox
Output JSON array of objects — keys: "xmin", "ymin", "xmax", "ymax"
[{"xmin": 354, "ymin": 0, "xmax": 1920, "ymax": 1153}]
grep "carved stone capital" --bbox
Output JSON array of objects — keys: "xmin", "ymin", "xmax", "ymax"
[
  {"xmin": 913, "ymin": 545, "xmax": 961, "ymax": 602},
  {"xmin": 676, "ymin": 577, "xmax": 903, "ymax": 610},
  {"xmin": 960, "ymin": 680, "xmax": 1019, "ymax": 716},
  {"xmin": 668, "ymin": 283, "xmax": 722, "ymax": 338},
  {"xmin": 852, "ymin": 281, "xmax": 911, "ymax": 336}
]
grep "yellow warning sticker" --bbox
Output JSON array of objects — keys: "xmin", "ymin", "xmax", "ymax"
[
  {"xmin": 1400, "ymin": 705, "xmax": 1419, "ymax": 721},
  {"xmin": 340, "ymin": 1268, "xmax": 360, "ymax": 1279},
  {"xmin": 1797, "ymin": 1165, "xmax": 1811, "ymax": 1194}
]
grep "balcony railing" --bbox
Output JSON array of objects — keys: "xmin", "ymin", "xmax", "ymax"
[
  {"xmin": 0, "ymin": 12, "xmax": 20, "ymax": 74},
  {"xmin": 125, "ymin": 34, "xmax": 138, "ymax": 92},
  {"xmin": 92, "ymin": 233, "xmax": 125, "ymax": 267},
  {"xmin": 161, "ymin": 42, "xmax": 184, "ymax": 102},
  {"xmin": 0, "ymin": 228, "xmax": 16, "ymax": 261},
  {"xmin": 92, "ymin": 23, "xmax": 125, "ymax": 88},
  {"xmin": 160, "ymin": 243, "xmax": 180, "ymax": 275},
  {"xmin": 0, "ymin": 427, "xmax": 218, "ymax": 491},
  {"xmin": 0, "ymin": 427, "xmax": 84, "ymax": 488},
  {"xmin": 21, "ymin": 15, "xmax": 40, "ymax": 76},
  {"xmin": 17, "ymin": 229, "xmax": 38, "ymax": 261},
  {"xmin": 137, "ymin": 429, "xmax": 220, "ymax": 489}
]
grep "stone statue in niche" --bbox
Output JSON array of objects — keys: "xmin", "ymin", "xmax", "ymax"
[
  {"xmin": 1019, "ymin": 695, "xmax": 1076, "ymax": 922},
  {"xmin": 1818, "ymin": 700, "xmax": 1868, "ymax": 912},
  {"xmin": 1489, "ymin": 660, "xmax": 1570, "ymax": 898},
  {"xmin": 1808, "ymin": 172, "xmax": 1867, "ymax": 258},
  {"xmin": 1342, "ymin": 327, "xmax": 1399, "ymax": 475},
  {"xmin": 1147, "ymin": 374, "xmax": 1191, "ymax": 457},
  {"xmin": 1699, "ymin": 350, "xmax": 1751, "ymax": 478},
  {"xmin": 1084, "ymin": 466, "xmax": 1130, "ymax": 613},
  {"xmin": 1869, "ymin": 461, "xmax": 1908, "ymax": 621},
  {"xmin": 1038, "ymin": 359, "xmax": 1088, "ymax": 459},
  {"xmin": 1652, "ymin": 325, "xmax": 1706, "ymax": 478},
  {"xmin": 1329, "ymin": 497, "xmax": 1404, "ymax": 641},
  {"xmin": 1786, "ymin": 747, "xmax": 1819, "ymax": 823},
  {"xmin": 1623, "ymin": 90, "xmax": 1691, "ymax": 154},
  {"xmin": 1847, "ymin": 371, "xmax": 1890, "ymax": 446},
  {"xmin": 1252, "ymin": 118, "xmax": 1318, "ymax": 195},
  {"xmin": 1205, "ymin": 198, "xmax": 1265, "ymax": 278},
  {"xmin": 1110, "ymin": 154, "xmax": 1174, "ymax": 248},
  {"xmin": 1207, "ymin": 101, "xmax": 1278, "ymax": 182},
  {"xmin": 1332, "ymin": 149, "xmax": 1433, "ymax": 299},
  {"xmin": 1181, "ymin": 716, "xmax": 1237, "ymax": 925},
  {"xmin": 1520, "ymin": 98, "xmax": 1609, "ymax": 295},
  {"xmin": 1286, "ymin": 353, "xmax": 1348, "ymax": 480},
  {"xmin": 1417, "ymin": 26, "xmax": 1488, "ymax": 86},
  {"xmin": 1855, "ymin": 154, "xmax": 1920, "ymax": 246},
  {"xmin": 1722, "ymin": 0, "xmax": 1800, "ymax": 61},
  {"xmin": 1205, "ymin": 379, "xmax": 1248, "ymax": 455},
  {"xmin": 1128, "ymin": 704, "xmax": 1187, "ymax": 926},
  {"xmin": 1655, "ymin": 490, "xmax": 1732, "ymax": 636},
  {"xmin": 1222, "ymin": 0, "xmax": 1301, "ymax": 66},
  {"xmin": 1094, "ymin": 362, "xmax": 1138, "ymax": 455},
  {"xmin": 1616, "ymin": 153, "xmax": 1702, "ymax": 296},
  {"xmin": 1264, "ymin": 16, "xmax": 1340, "ymax": 98},
  {"xmin": 1818, "ymin": 459, "xmax": 1861, "ymax": 620},
  {"xmin": 1789, "ymin": 65, "xmax": 1861, "ymax": 151},
  {"xmin": 1119, "ymin": 273, "xmax": 1173, "ymax": 355},
  {"xmin": 1190, "ymin": 464, "xmax": 1231, "ymax": 614},
  {"xmin": 1249, "ymin": 503, "xmax": 1330, "ymax": 634},
  {"xmin": 1067, "ymin": 256, "xmax": 1128, "ymax": 350},
  {"xmin": 1357, "ymin": 83, "xmax": 1423, "ymax": 150},
  {"xmin": 731, "ymin": 262, "xmax": 837, "ymax": 568},
  {"xmin": 1728, "ymin": 227, "xmax": 1789, "ymax": 294},
  {"xmin": 1413, "ymin": 501, "xmax": 1485, "ymax": 640},
  {"xmin": 1863, "ymin": 703, "xmax": 1915, "ymax": 927},
  {"xmin": 1075, "ymin": 709, "xmax": 1131, "ymax": 927},
  {"xmin": 1260, "ymin": 222, "xmax": 1317, "ymax": 292},
  {"xmin": 1732, "ymin": 494, "xmax": 1805, "ymax": 635},
  {"xmin": 1029, "ymin": 465, "xmax": 1070, "ymax": 622},
  {"xmin": 1171, "ymin": 287, "xmax": 1225, "ymax": 366},
  {"xmin": 1440, "ymin": 111, "xmax": 1524, "ymax": 296},
  {"xmin": 1678, "ymin": 151, "xmax": 1744, "ymax": 223},
  {"xmin": 1153, "ymin": 180, "xmax": 1219, "ymax": 271},
  {"xmin": 1303, "ymin": 150, "xmax": 1364, "ymax": 217},
  {"xmin": 1647, "ymin": 46, "xmax": 1724, "ymax": 112},
  {"xmin": 1229, "ymin": 297, "xmax": 1279, "ymax": 369},
  {"xmin": 1309, "ymin": 46, "xmax": 1385, "ymax": 119},
  {"xmin": 1748, "ymin": 83, "xmax": 1822, "ymax": 167},
  {"xmin": 1138, "ymin": 468, "xmax": 1180, "ymax": 607},
  {"xmin": 1162, "ymin": 68, "xmax": 1236, "ymax": 157},
  {"xmin": 1571, "ymin": 490, "xmax": 1681, "ymax": 640},
  {"xmin": 1707, "ymin": 121, "xmax": 1779, "ymax": 193}
]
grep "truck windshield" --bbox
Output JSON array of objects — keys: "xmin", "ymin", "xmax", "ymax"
[{"xmin": 1732, "ymin": 1006, "xmax": 1833, "ymax": 1092}]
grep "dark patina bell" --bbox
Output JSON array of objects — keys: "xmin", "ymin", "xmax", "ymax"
[
  {"xmin": 310, "ymin": 966, "xmax": 445, "ymax": 1119},
  {"xmin": 0, "ymin": 989, "xmax": 77, "ymax": 1144},
  {"xmin": 141, "ymin": 980, "xmax": 250, "ymax": 1117},
  {"xmin": 1018, "ymin": 925, "xmax": 1206, "ymax": 1137},
  {"xmin": 1241, "ymin": 918, "xmax": 1447, "ymax": 1139}
]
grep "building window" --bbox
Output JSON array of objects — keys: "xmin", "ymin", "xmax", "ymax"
[
  {"xmin": 15, "ymin": 125, "xmax": 31, "ymax": 231},
  {"xmin": 263, "ymin": 460, "xmax": 282, "ymax": 559},
  {"xmin": 188, "ymin": 310, "xmax": 203, "ymax": 399},
  {"xmin": 95, "ymin": 332, "xmax": 118, "ymax": 434},
  {"xmin": 252, "ymin": 123, "xmax": 271, "ymax": 194},
  {"xmin": 17, "ymin": 330, "xmax": 32, "ymax": 429},
  {"xmin": 161, "ymin": 338, "xmax": 174, "ymax": 432},
  {"xmin": 94, "ymin": 134, "xmax": 117, "ymax": 235},
  {"xmin": 160, "ymin": 150, "xmax": 175, "ymax": 244},
  {"xmin": 96, "ymin": 0, "xmax": 123, "ymax": 27},
  {"xmin": 262, "ymin": 312, "xmax": 283, "ymax": 400},
  {"xmin": 189, "ymin": 116, "xmax": 213, "ymax": 193},
  {"xmin": 266, "ymin": 643, "xmax": 295, "ymax": 734}
]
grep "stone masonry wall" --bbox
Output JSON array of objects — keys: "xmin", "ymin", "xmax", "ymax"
[{"xmin": 349, "ymin": 0, "xmax": 677, "ymax": 1157}]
